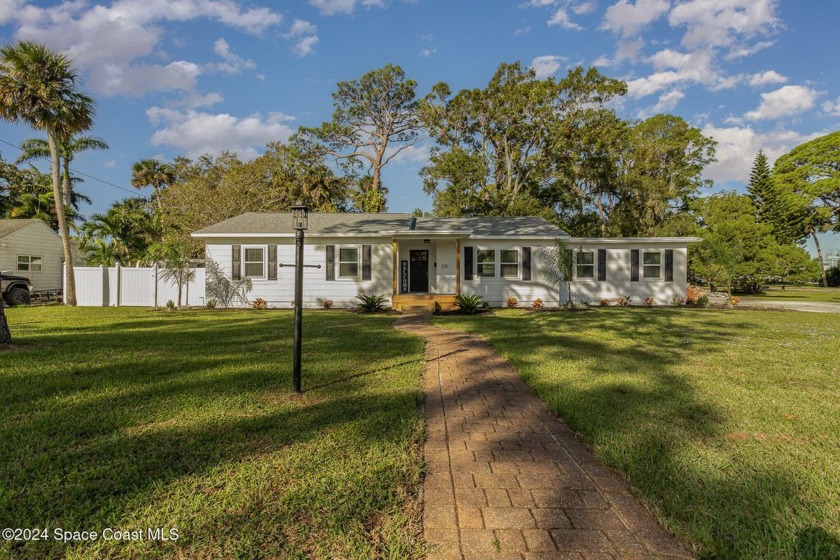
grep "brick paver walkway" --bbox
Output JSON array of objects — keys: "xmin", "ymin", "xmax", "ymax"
[{"xmin": 394, "ymin": 312, "xmax": 692, "ymax": 560}]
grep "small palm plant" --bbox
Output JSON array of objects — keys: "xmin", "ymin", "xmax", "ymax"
[
  {"xmin": 455, "ymin": 294, "xmax": 488, "ymax": 314},
  {"xmin": 356, "ymin": 294, "xmax": 387, "ymax": 313}
]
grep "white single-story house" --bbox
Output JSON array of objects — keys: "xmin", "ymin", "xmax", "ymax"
[
  {"xmin": 0, "ymin": 219, "xmax": 67, "ymax": 292},
  {"xmin": 192, "ymin": 212, "xmax": 698, "ymax": 310}
]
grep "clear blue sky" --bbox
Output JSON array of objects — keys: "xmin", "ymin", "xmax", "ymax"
[{"xmin": 1, "ymin": 0, "xmax": 838, "ymax": 256}]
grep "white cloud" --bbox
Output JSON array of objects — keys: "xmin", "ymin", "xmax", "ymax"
[
  {"xmin": 103, "ymin": 160, "xmax": 117, "ymax": 169},
  {"xmin": 210, "ymin": 38, "xmax": 256, "ymax": 74},
  {"xmin": 744, "ymin": 85, "xmax": 818, "ymax": 121},
  {"xmin": 547, "ymin": 8, "xmax": 583, "ymax": 30},
  {"xmin": 287, "ymin": 19, "xmax": 317, "ymax": 37},
  {"xmin": 514, "ymin": 26, "xmax": 531, "ymax": 36},
  {"xmin": 601, "ymin": 0, "xmax": 670, "ymax": 37},
  {"xmin": 573, "ymin": 1, "xmax": 597, "ymax": 14},
  {"xmin": 627, "ymin": 47, "xmax": 743, "ymax": 98},
  {"xmin": 419, "ymin": 47, "xmax": 437, "ymax": 58},
  {"xmin": 8, "ymin": 0, "xmax": 283, "ymax": 97},
  {"xmin": 701, "ymin": 124, "xmax": 823, "ymax": 183},
  {"xmin": 747, "ymin": 70, "xmax": 787, "ymax": 87},
  {"xmin": 146, "ymin": 107, "xmax": 296, "ymax": 159},
  {"xmin": 308, "ymin": 0, "xmax": 384, "ymax": 15},
  {"xmin": 668, "ymin": 0, "xmax": 779, "ymax": 56},
  {"xmin": 822, "ymin": 98, "xmax": 840, "ymax": 118},
  {"xmin": 654, "ymin": 89, "xmax": 684, "ymax": 111},
  {"xmin": 293, "ymin": 35, "xmax": 319, "ymax": 57},
  {"xmin": 531, "ymin": 55, "xmax": 565, "ymax": 78}
]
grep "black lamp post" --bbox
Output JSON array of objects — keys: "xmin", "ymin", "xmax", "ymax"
[{"xmin": 291, "ymin": 202, "xmax": 308, "ymax": 393}]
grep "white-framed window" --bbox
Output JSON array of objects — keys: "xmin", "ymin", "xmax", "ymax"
[
  {"xmin": 576, "ymin": 251, "xmax": 595, "ymax": 279},
  {"xmin": 17, "ymin": 255, "xmax": 42, "ymax": 272},
  {"xmin": 500, "ymin": 249, "xmax": 519, "ymax": 279},
  {"xmin": 243, "ymin": 247, "xmax": 265, "ymax": 278},
  {"xmin": 643, "ymin": 250, "xmax": 662, "ymax": 279},
  {"xmin": 477, "ymin": 249, "xmax": 496, "ymax": 277},
  {"xmin": 339, "ymin": 247, "xmax": 359, "ymax": 279}
]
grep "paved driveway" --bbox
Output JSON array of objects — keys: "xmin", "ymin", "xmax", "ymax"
[{"xmin": 741, "ymin": 300, "xmax": 840, "ymax": 313}]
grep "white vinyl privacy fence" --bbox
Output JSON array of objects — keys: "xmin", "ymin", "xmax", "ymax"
[{"xmin": 65, "ymin": 265, "xmax": 206, "ymax": 307}]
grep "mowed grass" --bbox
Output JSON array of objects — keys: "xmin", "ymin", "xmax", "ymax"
[
  {"xmin": 0, "ymin": 307, "xmax": 426, "ymax": 559},
  {"xmin": 436, "ymin": 308, "xmax": 840, "ymax": 559},
  {"xmin": 739, "ymin": 286, "xmax": 840, "ymax": 303}
]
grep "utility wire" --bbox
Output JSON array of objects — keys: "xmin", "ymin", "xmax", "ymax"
[{"xmin": 0, "ymin": 137, "xmax": 138, "ymax": 196}]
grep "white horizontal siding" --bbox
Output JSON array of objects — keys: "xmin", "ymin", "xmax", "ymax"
[{"xmin": 205, "ymin": 237, "xmax": 392, "ymax": 308}]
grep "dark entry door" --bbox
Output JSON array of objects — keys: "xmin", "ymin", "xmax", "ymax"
[{"xmin": 409, "ymin": 250, "xmax": 429, "ymax": 292}]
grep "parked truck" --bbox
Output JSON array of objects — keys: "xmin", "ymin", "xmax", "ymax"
[{"xmin": 1, "ymin": 271, "xmax": 33, "ymax": 306}]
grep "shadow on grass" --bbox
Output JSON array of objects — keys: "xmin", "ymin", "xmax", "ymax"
[
  {"xmin": 0, "ymin": 309, "xmax": 426, "ymax": 558},
  {"xmin": 433, "ymin": 309, "xmax": 837, "ymax": 559}
]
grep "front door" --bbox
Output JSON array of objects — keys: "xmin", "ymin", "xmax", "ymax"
[{"xmin": 409, "ymin": 250, "xmax": 429, "ymax": 292}]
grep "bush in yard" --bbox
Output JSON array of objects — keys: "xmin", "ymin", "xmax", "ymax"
[
  {"xmin": 356, "ymin": 294, "xmax": 387, "ymax": 313},
  {"xmin": 205, "ymin": 299, "xmax": 218, "ymax": 309},
  {"xmin": 205, "ymin": 259, "xmax": 253, "ymax": 308},
  {"xmin": 696, "ymin": 295, "xmax": 710, "ymax": 307},
  {"xmin": 455, "ymin": 294, "xmax": 488, "ymax": 314},
  {"xmin": 252, "ymin": 298, "xmax": 267, "ymax": 310},
  {"xmin": 727, "ymin": 296, "xmax": 740, "ymax": 308},
  {"xmin": 644, "ymin": 297, "xmax": 654, "ymax": 307},
  {"xmin": 671, "ymin": 295, "xmax": 686, "ymax": 307},
  {"xmin": 531, "ymin": 298, "xmax": 543, "ymax": 309},
  {"xmin": 165, "ymin": 299, "xmax": 176, "ymax": 311},
  {"xmin": 506, "ymin": 297, "xmax": 518, "ymax": 308},
  {"xmin": 321, "ymin": 299, "xmax": 334, "ymax": 309},
  {"xmin": 616, "ymin": 296, "xmax": 631, "ymax": 307},
  {"xmin": 599, "ymin": 298, "xmax": 611, "ymax": 307}
]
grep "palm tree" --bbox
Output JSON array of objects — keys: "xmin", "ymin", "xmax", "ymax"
[
  {"xmin": 131, "ymin": 159, "xmax": 174, "ymax": 209},
  {"xmin": 6, "ymin": 166, "xmax": 90, "ymax": 229},
  {"xmin": 0, "ymin": 40, "xmax": 96, "ymax": 306},
  {"xmin": 17, "ymin": 134, "xmax": 108, "ymax": 207}
]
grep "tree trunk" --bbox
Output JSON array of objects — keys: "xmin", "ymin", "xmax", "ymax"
[
  {"xmin": 0, "ymin": 277, "xmax": 11, "ymax": 344},
  {"xmin": 62, "ymin": 158, "xmax": 72, "ymax": 207},
  {"xmin": 48, "ymin": 131, "xmax": 77, "ymax": 306},
  {"xmin": 811, "ymin": 227, "xmax": 828, "ymax": 287},
  {"xmin": 372, "ymin": 166, "xmax": 382, "ymax": 202}
]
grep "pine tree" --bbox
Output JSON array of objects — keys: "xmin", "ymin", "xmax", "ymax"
[{"xmin": 747, "ymin": 149, "xmax": 772, "ymax": 222}]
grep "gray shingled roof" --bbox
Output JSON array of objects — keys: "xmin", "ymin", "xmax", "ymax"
[
  {"xmin": 0, "ymin": 219, "xmax": 41, "ymax": 239},
  {"xmin": 192, "ymin": 212, "xmax": 569, "ymax": 238}
]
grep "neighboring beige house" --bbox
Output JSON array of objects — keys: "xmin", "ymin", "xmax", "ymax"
[{"xmin": 0, "ymin": 219, "xmax": 65, "ymax": 292}]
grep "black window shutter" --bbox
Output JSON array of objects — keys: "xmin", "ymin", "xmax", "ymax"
[
  {"xmin": 522, "ymin": 247, "xmax": 532, "ymax": 281},
  {"xmin": 362, "ymin": 245, "xmax": 372, "ymax": 281},
  {"xmin": 464, "ymin": 246, "xmax": 474, "ymax": 280},
  {"xmin": 268, "ymin": 244, "xmax": 277, "ymax": 280},
  {"xmin": 232, "ymin": 245, "xmax": 241, "ymax": 280},
  {"xmin": 598, "ymin": 249, "xmax": 607, "ymax": 281},
  {"xmin": 326, "ymin": 245, "xmax": 335, "ymax": 281},
  {"xmin": 630, "ymin": 249, "xmax": 639, "ymax": 282},
  {"xmin": 664, "ymin": 249, "xmax": 674, "ymax": 282}
]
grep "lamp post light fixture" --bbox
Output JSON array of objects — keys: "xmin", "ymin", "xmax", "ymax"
[{"xmin": 291, "ymin": 202, "xmax": 308, "ymax": 393}]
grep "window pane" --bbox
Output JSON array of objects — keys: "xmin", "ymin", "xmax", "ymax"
[
  {"xmin": 478, "ymin": 263, "xmax": 495, "ymax": 277},
  {"xmin": 31, "ymin": 257, "xmax": 42, "ymax": 272},
  {"xmin": 339, "ymin": 263, "xmax": 358, "ymax": 278},
  {"xmin": 500, "ymin": 250, "xmax": 518, "ymax": 263},
  {"xmin": 500, "ymin": 263, "xmax": 518, "ymax": 278},
  {"xmin": 244, "ymin": 263, "xmax": 263, "ymax": 277},
  {"xmin": 578, "ymin": 252, "xmax": 594, "ymax": 265},
  {"xmin": 339, "ymin": 248, "xmax": 358, "ymax": 262},
  {"xmin": 245, "ymin": 248, "xmax": 263, "ymax": 262},
  {"xmin": 576, "ymin": 265, "xmax": 594, "ymax": 279},
  {"xmin": 643, "ymin": 265, "xmax": 660, "ymax": 279},
  {"xmin": 17, "ymin": 262, "xmax": 29, "ymax": 271},
  {"xmin": 643, "ymin": 252, "xmax": 661, "ymax": 265},
  {"xmin": 18, "ymin": 256, "xmax": 29, "ymax": 264},
  {"xmin": 477, "ymin": 250, "xmax": 495, "ymax": 263}
]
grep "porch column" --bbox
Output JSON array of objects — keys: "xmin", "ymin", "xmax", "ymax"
[
  {"xmin": 392, "ymin": 239, "xmax": 398, "ymax": 296},
  {"xmin": 455, "ymin": 239, "xmax": 461, "ymax": 295}
]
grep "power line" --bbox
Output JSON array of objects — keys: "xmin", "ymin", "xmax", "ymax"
[{"xmin": 0, "ymin": 137, "xmax": 138, "ymax": 196}]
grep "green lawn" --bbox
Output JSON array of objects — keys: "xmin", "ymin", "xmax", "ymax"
[
  {"xmin": 739, "ymin": 286, "xmax": 840, "ymax": 303},
  {"xmin": 1, "ymin": 307, "xmax": 426, "ymax": 559},
  {"xmin": 436, "ymin": 308, "xmax": 840, "ymax": 560}
]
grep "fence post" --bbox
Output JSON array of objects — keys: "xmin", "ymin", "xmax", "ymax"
[
  {"xmin": 115, "ymin": 262, "xmax": 121, "ymax": 307},
  {"xmin": 154, "ymin": 265, "xmax": 159, "ymax": 308}
]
